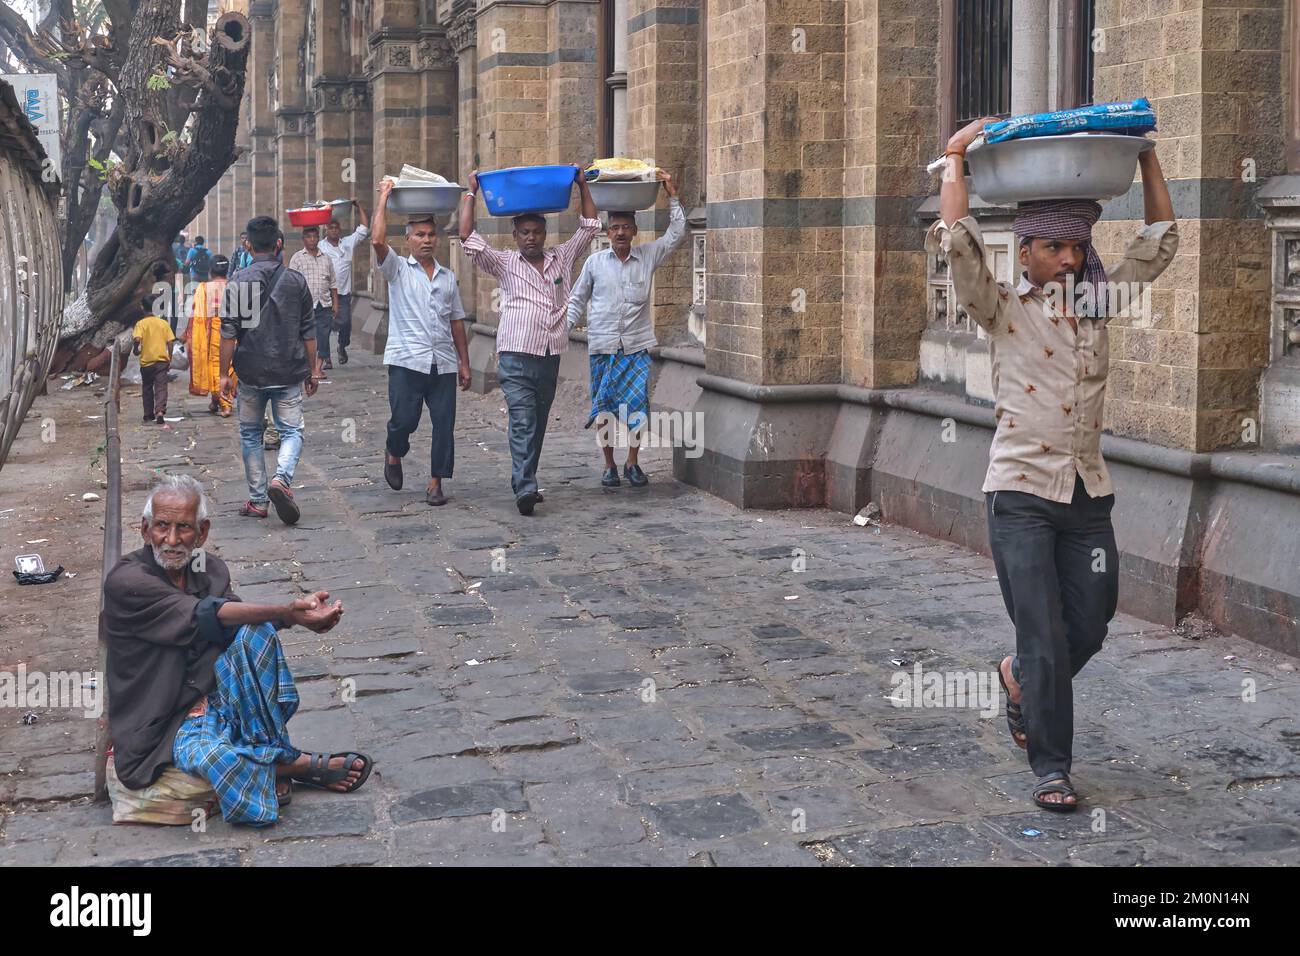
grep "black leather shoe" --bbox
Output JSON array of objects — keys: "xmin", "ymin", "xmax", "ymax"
[
  {"xmin": 384, "ymin": 456, "xmax": 403, "ymax": 490},
  {"xmin": 624, "ymin": 464, "xmax": 649, "ymax": 487},
  {"xmin": 516, "ymin": 491, "xmax": 538, "ymax": 516},
  {"xmin": 338, "ymin": 345, "xmax": 348, "ymax": 365},
  {"xmin": 601, "ymin": 466, "xmax": 620, "ymax": 487}
]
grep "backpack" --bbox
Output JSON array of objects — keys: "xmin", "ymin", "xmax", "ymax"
[{"xmin": 190, "ymin": 247, "xmax": 212, "ymax": 278}]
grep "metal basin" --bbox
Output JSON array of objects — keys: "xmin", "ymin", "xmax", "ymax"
[
  {"xmin": 969, "ymin": 134, "xmax": 1154, "ymax": 204},
  {"xmin": 588, "ymin": 180, "xmax": 662, "ymax": 212},
  {"xmin": 328, "ymin": 199, "xmax": 352, "ymax": 222},
  {"xmin": 386, "ymin": 183, "xmax": 465, "ymax": 215}
]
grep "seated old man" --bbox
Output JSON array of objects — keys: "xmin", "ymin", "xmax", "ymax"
[{"xmin": 103, "ymin": 474, "xmax": 373, "ymax": 826}]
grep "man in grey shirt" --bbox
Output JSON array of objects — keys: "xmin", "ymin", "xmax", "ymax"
[{"xmin": 566, "ymin": 173, "xmax": 686, "ymax": 487}]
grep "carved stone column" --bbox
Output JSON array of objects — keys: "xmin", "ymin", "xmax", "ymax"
[{"xmin": 247, "ymin": 1, "xmax": 278, "ymax": 226}]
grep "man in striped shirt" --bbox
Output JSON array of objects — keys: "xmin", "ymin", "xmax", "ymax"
[
  {"xmin": 287, "ymin": 226, "xmax": 340, "ymax": 373},
  {"xmin": 459, "ymin": 165, "xmax": 601, "ymax": 515}
]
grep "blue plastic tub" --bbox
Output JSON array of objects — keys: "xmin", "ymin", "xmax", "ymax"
[{"xmin": 478, "ymin": 165, "xmax": 576, "ymax": 217}]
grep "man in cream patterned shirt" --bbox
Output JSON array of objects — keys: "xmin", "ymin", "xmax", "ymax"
[{"xmin": 931, "ymin": 116, "xmax": 1178, "ymax": 812}]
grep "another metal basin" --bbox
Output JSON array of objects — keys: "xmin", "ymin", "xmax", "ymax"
[
  {"xmin": 588, "ymin": 180, "xmax": 662, "ymax": 212},
  {"xmin": 386, "ymin": 183, "xmax": 465, "ymax": 215},
  {"xmin": 969, "ymin": 134, "xmax": 1154, "ymax": 204},
  {"xmin": 328, "ymin": 199, "xmax": 352, "ymax": 222}
]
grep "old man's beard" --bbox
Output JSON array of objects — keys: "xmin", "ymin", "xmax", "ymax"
[{"xmin": 153, "ymin": 543, "xmax": 191, "ymax": 572}]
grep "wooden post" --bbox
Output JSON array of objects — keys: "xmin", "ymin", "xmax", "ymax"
[{"xmin": 92, "ymin": 340, "xmax": 126, "ymax": 802}]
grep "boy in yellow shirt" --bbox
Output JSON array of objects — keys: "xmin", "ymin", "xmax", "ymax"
[{"xmin": 133, "ymin": 300, "xmax": 176, "ymax": 424}]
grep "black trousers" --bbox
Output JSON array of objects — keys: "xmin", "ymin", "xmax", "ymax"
[
  {"xmin": 987, "ymin": 474, "xmax": 1119, "ymax": 778},
  {"xmin": 386, "ymin": 362, "xmax": 457, "ymax": 478}
]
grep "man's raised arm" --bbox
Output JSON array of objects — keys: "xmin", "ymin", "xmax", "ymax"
[
  {"xmin": 556, "ymin": 165, "xmax": 604, "ymax": 265},
  {"xmin": 577, "ymin": 165, "xmax": 598, "ymax": 221},
  {"xmin": 649, "ymin": 174, "xmax": 688, "ymax": 266},
  {"xmin": 353, "ymin": 199, "xmax": 372, "ymax": 234},
  {"xmin": 459, "ymin": 171, "xmax": 508, "ymax": 277},
  {"xmin": 938, "ymin": 117, "xmax": 998, "ymax": 226},
  {"xmin": 372, "ymin": 180, "xmax": 394, "ymax": 266},
  {"xmin": 931, "ymin": 115, "xmax": 1002, "ymax": 333},
  {"xmin": 1138, "ymin": 148, "xmax": 1175, "ymax": 225},
  {"xmin": 458, "ymin": 170, "xmax": 480, "ymax": 242}
]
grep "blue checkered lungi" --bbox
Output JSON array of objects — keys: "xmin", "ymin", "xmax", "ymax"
[
  {"xmin": 586, "ymin": 348, "xmax": 652, "ymax": 429},
  {"xmin": 172, "ymin": 622, "xmax": 301, "ymax": 826}
]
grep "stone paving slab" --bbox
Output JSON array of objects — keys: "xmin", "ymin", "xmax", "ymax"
[{"xmin": 3, "ymin": 349, "xmax": 1300, "ymax": 867}]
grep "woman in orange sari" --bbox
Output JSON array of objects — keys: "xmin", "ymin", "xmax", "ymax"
[{"xmin": 186, "ymin": 255, "xmax": 234, "ymax": 414}]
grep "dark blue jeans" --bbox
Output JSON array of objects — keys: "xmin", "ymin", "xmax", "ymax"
[
  {"xmin": 386, "ymin": 363, "xmax": 457, "ymax": 478},
  {"xmin": 334, "ymin": 293, "xmax": 352, "ymax": 348},
  {"xmin": 497, "ymin": 351, "xmax": 560, "ymax": 498},
  {"xmin": 313, "ymin": 304, "xmax": 334, "ymax": 363},
  {"xmin": 987, "ymin": 475, "xmax": 1119, "ymax": 778}
]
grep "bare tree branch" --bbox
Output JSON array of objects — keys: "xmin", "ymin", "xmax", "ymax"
[{"xmin": 0, "ymin": 1, "xmax": 70, "ymax": 84}]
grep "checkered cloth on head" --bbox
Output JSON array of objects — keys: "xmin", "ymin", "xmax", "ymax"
[{"xmin": 1013, "ymin": 199, "xmax": 1108, "ymax": 315}]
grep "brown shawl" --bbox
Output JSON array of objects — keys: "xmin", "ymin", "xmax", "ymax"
[{"xmin": 102, "ymin": 546, "xmax": 240, "ymax": 789}]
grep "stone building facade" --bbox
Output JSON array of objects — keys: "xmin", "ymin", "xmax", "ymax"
[{"xmin": 189, "ymin": 0, "xmax": 1299, "ymax": 651}]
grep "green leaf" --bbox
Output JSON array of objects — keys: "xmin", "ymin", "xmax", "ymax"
[
  {"xmin": 147, "ymin": 73, "xmax": 171, "ymax": 92},
  {"xmin": 161, "ymin": 131, "xmax": 178, "ymax": 144}
]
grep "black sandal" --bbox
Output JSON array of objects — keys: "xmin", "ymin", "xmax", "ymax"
[
  {"xmin": 1033, "ymin": 772, "xmax": 1079, "ymax": 812},
  {"xmin": 276, "ymin": 779, "xmax": 293, "ymax": 807},
  {"xmin": 997, "ymin": 657, "xmax": 1027, "ymax": 749},
  {"xmin": 293, "ymin": 751, "xmax": 374, "ymax": 793}
]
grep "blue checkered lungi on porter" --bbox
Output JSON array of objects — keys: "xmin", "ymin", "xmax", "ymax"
[
  {"xmin": 172, "ymin": 622, "xmax": 300, "ymax": 826},
  {"xmin": 586, "ymin": 348, "xmax": 652, "ymax": 430}
]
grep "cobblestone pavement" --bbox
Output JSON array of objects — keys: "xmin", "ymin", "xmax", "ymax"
[{"xmin": 4, "ymin": 348, "xmax": 1300, "ymax": 866}]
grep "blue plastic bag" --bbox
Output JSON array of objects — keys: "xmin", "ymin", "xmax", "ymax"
[{"xmin": 983, "ymin": 99, "xmax": 1156, "ymax": 144}]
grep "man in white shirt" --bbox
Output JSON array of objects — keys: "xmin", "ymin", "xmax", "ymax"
[
  {"xmin": 372, "ymin": 179, "xmax": 471, "ymax": 506},
  {"xmin": 566, "ymin": 173, "xmax": 686, "ymax": 487},
  {"xmin": 320, "ymin": 201, "xmax": 371, "ymax": 365}
]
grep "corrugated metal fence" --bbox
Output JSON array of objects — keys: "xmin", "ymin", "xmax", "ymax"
[{"xmin": 0, "ymin": 78, "xmax": 64, "ymax": 472}]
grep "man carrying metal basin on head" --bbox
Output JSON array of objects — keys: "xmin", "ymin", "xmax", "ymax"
[
  {"xmin": 931, "ymin": 114, "xmax": 1178, "ymax": 813},
  {"xmin": 458, "ymin": 164, "xmax": 602, "ymax": 516},
  {"xmin": 566, "ymin": 170, "xmax": 687, "ymax": 489},
  {"xmin": 374, "ymin": 179, "xmax": 471, "ymax": 507}
]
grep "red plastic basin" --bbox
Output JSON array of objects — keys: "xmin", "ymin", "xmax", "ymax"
[{"xmin": 286, "ymin": 207, "xmax": 333, "ymax": 227}]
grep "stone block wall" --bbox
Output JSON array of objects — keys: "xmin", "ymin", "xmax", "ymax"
[
  {"xmin": 1094, "ymin": 0, "xmax": 1285, "ymax": 452},
  {"xmin": 843, "ymin": 0, "xmax": 940, "ymax": 389},
  {"xmin": 704, "ymin": 0, "xmax": 847, "ymax": 386},
  {"xmin": 626, "ymin": 0, "xmax": 703, "ymax": 347}
]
